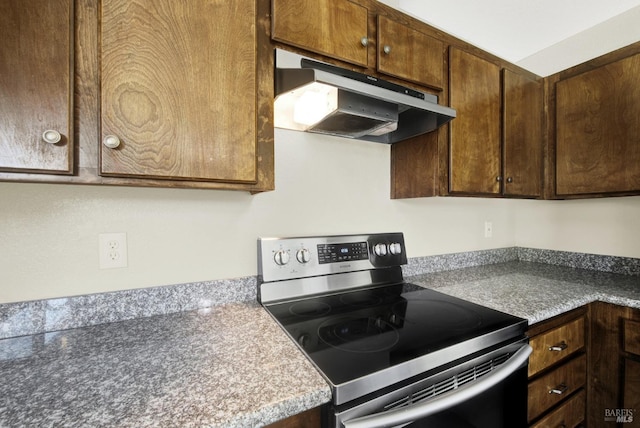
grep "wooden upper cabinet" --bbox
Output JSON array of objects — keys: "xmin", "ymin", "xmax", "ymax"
[
  {"xmin": 377, "ymin": 15, "xmax": 443, "ymax": 89},
  {"xmin": 0, "ymin": 0, "xmax": 73, "ymax": 174},
  {"xmin": 502, "ymin": 69, "xmax": 543, "ymax": 197},
  {"xmin": 555, "ymin": 52, "xmax": 640, "ymax": 195},
  {"xmin": 272, "ymin": 0, "xmax": 368, "ymax": 67},
  {"xmin": 449, "ymin": 47, "xmax": 501, "ymax": 195},
  {"xmin": 100, "ymin": 0, "xmax": 257, "ymax": 183}
]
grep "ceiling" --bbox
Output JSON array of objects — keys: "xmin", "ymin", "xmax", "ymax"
[{"xmin": 380, "ymin": 0, "xmax": 640, "ymax": 76}]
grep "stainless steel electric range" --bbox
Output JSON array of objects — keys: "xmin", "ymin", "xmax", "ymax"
[{"xmin": 258, "ymin": 233, "xmax": 531, "ymax": 428}]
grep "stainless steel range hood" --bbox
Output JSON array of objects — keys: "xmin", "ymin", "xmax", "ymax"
[{"xmin": 274, "ymin": 49, "xmax": 456, "ymax": 144}]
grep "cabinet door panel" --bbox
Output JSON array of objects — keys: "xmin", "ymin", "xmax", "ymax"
[
  {"xmin": 503, "ymin": 69, "xmax": 542, "ymax": 197},
  {"xmin": 377, "ymin": 15, "xmax": 443, "ymax": 89},
  {"xmin": 272, "ymin": 0, "xmax": 368, "ymax": 67},
  {"xmin": 0, "ymin": 0, "xmax": 73, "ymax": 174},
  {"xmin": 449, "ymin": 48, "xmax": 501, "ymax": 194},
  {"xmin": 556, "ymin": 53, "xmax": 640, "ymax": 195},
  {"xmin": 100, "ymin": 0, "xmax": 257, "ymax": 182},
  {"xmin": 624, "ymin": 358, "xmax": 640, "ymax": 412}
]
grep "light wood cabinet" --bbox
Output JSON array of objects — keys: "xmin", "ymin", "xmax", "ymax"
[
  {"xmin": 448, "ymin": 47, "xmax": 501, "ymax": 195},
  {"xmin": 527, "ymin": 309, "xmax": 587, "ymax": 427},
  {"xmin": 0, "ymin": 0, "xmax": 73, "ymax": 174},
  {"xmin": 376, "ymin": 15, "xmax": 443, "ymax": 89},
  {"xmin": 502, "ymin": 69, "xmax": 543, "ymax": 198},
  {"xmin": 271, "ymin": 0, "xmax": 369, "ymax": 67},
  {"xmin": 554, "ymin": 52, "xmax": 640, "ymax": 196}
]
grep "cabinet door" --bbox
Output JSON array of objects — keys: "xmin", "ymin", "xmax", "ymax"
[
  {"xmin": 502, "ymin": 69, "xmax": 542, "ymax": 197},
  {"xmin": 377, "ymin": 15, "xmax": 443, "ymax": 89},
  {"xmin": 449, "ymin": 47, "xmax": 501, "ymax": 194},
  {"xmin": 624, "ymin": 358, "xmax": 640, "ymax": 413},
  {"xmin": 272, "ymin": 0, "xmax": 368, "ymax": 67},
  {"xmin": 100, "ymin": 0, "xmax": 257, "ymax": 183},
  {"xmin": 0, "ymin": 0, "xmax": 73, "ymax": 174},
  {"xmin": 556, "ymin": 53, "xmax": 640, "ymax": 195}
]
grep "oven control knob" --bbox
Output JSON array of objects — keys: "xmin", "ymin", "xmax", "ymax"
[
  {"xmin": 274, "ymin": 250, "xmax": 290, "ymax": 266},
  {"xmin": 389, "ymin": 243, "xmax": 403, "ymax": 255},
  {"xmin": 374, "ymin": 243, "xmax": 388, "ymax": 257},
  {"xmin": 296, "ymin": 248, "xmax": 311, "ymax": 264},
  {"xmin": 298, "ymin": 334, "xmax": 310, "ymax": 348}
]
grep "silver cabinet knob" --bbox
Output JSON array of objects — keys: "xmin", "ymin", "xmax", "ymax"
[
  {"xmin": 383, "ymin": 45, "xmax": 391, "ymax": 54},
  {"xmin": 496, "ymin": 176, "xmax": 503, "ymax": 182},
  {"xmin": 360, "ymin": 37, "xmax": 369, "ymax": 47},
  {"xmin": 42, "ymin": 130, "xmax": 61, "ymax": 144},
  {"xmin": 103, "ymin": 135, "xmax": 121, "ymax": 149},
  {"xmin": 548, "ymin": 341, "xmax": 568, "ymax": 352},
  {"xmin": 506, "ymin": 177, "xmax": 513, "ymax": 183}
]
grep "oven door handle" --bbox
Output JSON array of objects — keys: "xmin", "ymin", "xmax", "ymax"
[{"xmin": 342, "ymin": 344, "xmax": 532, "ymax": 428}]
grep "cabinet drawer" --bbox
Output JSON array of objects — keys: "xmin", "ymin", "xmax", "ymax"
[
  {"xmin": 529, "ymin": 317, "xmax": 585, "ymax": 377},
  {"xmin": 624, "ymin": 319, "xmax": 640, "ymax": 355},
  {"xmin": 530, "ymin": 389, "xmax": 585, "ymax": 428},
  {"xmin": 528, "ymin": 354, "xmax": 586, "ymax": 422}
]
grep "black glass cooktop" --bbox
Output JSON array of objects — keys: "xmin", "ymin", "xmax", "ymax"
[{"xmin": 265, "ymin": 283, "xmax": 527, "ymax": 386}]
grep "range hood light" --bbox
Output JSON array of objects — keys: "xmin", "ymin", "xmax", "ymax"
[
  {"xmin": 275, "ymin": 82, "xmax": 336, "ymax": 131},
  {"xmin": 293, "ymin": 83, "xmax": 338, "ymax": 127}
]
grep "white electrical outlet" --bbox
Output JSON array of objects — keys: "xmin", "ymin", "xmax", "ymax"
[
  {"xmin": 99, "ymin": 233, "xmax": 128, "ymax": 269},
  {"xmin": 484, "ymin": 221, "xmax": 493, "ymax": 238}
]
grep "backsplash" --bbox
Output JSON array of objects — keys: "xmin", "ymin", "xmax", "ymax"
[{"xmin": 1, "ymin": 247, "xmax": 638, "ymax": 340}]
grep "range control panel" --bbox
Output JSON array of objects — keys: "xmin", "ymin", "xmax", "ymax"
[{"xmin": 258, "ymin": 233, "xmax": 407, "ymax": 283}]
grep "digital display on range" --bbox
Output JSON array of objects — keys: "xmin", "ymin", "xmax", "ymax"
[{"xmin": 317, "ymin": 242, "xmax": 368, "ymax": 264}]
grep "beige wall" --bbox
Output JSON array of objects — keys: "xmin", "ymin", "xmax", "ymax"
[{"xmin": 1, "ymin": 129, "xmax": 638, "ymax": 304}]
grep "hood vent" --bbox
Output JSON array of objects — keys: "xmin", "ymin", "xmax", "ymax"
[{"xmin": 274, "ymin": 49, "xmax": 456, "ymax": 144}]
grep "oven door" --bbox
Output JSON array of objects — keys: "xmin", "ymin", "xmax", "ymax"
[{"xmin": 333, "ymin": 341, "xmax": 531, "ymax": 428}]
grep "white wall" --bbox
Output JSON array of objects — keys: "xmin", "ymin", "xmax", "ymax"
[
  {"xmin": 513, "ymin": 197, "xmax": 640, "ymax": 258},
  {"xmin": 1, "ymin": 130, "xmax": 516, "ymax": 304},
  {"xmin": 1, "ymin": 129, "xmax": 638, "ymax": 304}
]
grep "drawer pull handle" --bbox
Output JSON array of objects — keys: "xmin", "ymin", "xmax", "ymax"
[
  {"xmin": 549, "ymin": 383, "xmax": 568, "ymax": 395},
  {"xmin": 548, "ymin": 341, "xmax": 568, "ymax": 352}
]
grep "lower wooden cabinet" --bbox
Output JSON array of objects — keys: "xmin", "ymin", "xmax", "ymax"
[
  {"xmin": 589, "ymin": 302, "xmax": 640, "ymax": 427},
  {"xmin": 530, "ymin": 389, "xmax": 585, "ymax": 428},
  {"xmin": 265, "ymin": 406, "xmax": 321, "ymax": 428},
  {"xmin": 527, "ymin": 308, "xmax": 587, "ymax": 427}
]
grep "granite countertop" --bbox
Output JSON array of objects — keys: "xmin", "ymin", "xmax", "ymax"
[
  {"xmin": 0, "ymin": 302, "xmax": 330, "ymax": 427},
  {"xmin": 408, "ymin": 261, "xmax": 640, "ymax": 324},
  {"xmin": 0, "ymin": 260, "xmax": 638, "ymax": 427}
]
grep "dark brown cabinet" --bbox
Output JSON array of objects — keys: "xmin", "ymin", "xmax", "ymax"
[
  {"xmin": 448, "ymin": 47, "xmax": 543, "ymax": 197},
  {"xmin": 0, "ymin": 0, "xmax": 73, "ymax": 175},
  {"xmin": 589, "ymin": 302, "xmax": 640, "ymax": 427},
  {"xmin": 502, "ymin": 69, "xmax": 543, "ymax": 198},
  {"xmin": 448, "ymin": 47, "xmax": 502, "ymax": 195},
  {"xmin": 554, "ymin": 51, "xmax": 640, "ymax": 196},
  {"xmin": 0, "ymin": 0, "xmax": 273, "ymax": 192},
  {"xmin": 271, "ymin": 0, "xmax": 369, "ymax": 67},
  {"xmin": 100, "ymin": 0, "xmax": 258, "ymax": 183},
  {"xmin": 377, "ymin": 15, "xmax": 444, "ymax": 89}
]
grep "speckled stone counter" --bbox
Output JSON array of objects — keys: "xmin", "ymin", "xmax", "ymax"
[
  {"xmin": 408, "ymin": 261, "xmax": 640, "ymax": 325},
  {"xmin": 0, "ymin": 302, "xmax": 331, "ymax": 427}
]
